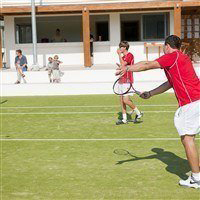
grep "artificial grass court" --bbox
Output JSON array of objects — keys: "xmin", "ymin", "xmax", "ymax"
[{"xmin": 1, "ymin": 94, "xmax": 199, "ymax": 200}]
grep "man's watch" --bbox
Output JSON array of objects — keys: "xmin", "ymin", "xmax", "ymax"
[{"xmin": 126, "ymin": 66, "xmax": 130, "ymax": 71}]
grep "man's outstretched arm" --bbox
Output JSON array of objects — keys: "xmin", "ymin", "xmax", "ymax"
[
  {"xmin": 116, "ymin": 61, "xmax": 161, "ymax": 76},
  {"xmin": 140, "ymin": 81, "xmax": 172, "ymax": 99}
]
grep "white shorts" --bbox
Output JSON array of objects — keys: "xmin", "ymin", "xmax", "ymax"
[
  {"xmin": 174, "ymin": 100, "xmax": 200, "ymax": 136},
  {"xmin": 119, "ymin": 83, "xmax": 134, "ymax": 97}
]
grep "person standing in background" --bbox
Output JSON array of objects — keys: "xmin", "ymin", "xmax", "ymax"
[
  {"xmin": 90, "ymin": 33, "xmax": 94, "ymax": 65},
  {"xmin": 52, "ymin": 29, "xmax": 67, "ymax": 42},
  {"xmin": 14, "ymin": 49, "xmax": 27, "ymax": 84}
]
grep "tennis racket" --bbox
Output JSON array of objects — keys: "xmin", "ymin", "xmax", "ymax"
[{"xmin": 113, "ymin": 77, "xmax": 141, "ymax": 96}]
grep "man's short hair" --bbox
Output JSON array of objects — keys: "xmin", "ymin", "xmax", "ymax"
[
  {"xmin": 165, "ymin": 35, "xmax": 181, "ymax": 50},
  {"xmin": 16, "ymin": 49, "xmax": 22, "ymax": 54},
  {"xmin": 119, "ymin": 41, "xmax": 130, "ymax": 50}
]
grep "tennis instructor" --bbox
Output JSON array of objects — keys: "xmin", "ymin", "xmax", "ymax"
[{"xmin": 116, "ymin": 35, "xmax": 200, "ymax": 189}]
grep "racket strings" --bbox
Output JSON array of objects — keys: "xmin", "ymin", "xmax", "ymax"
[{"xmin": 113, "ymin": 79, "xmax": 131, "ymax": 95}]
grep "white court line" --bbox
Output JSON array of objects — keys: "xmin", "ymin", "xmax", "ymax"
[
  {"xmin": 2, "ymin": 138, "xmax": 199, "ymax": 141},
  {"xmin": 0, "ymin": 111, "xmax": 175, "ymax": 115},
  {"xmin": 0, "ymin": 105, "xmax": 177, "ymax": 109}
]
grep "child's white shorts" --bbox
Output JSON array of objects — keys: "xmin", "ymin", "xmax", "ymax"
[
  {"xmin": 119, "ymin": 83, "xmax": 134, "ymax": 97},
  {"xmin": 174, "ymin": 100, "xmax": 200, "ymax": 136}
]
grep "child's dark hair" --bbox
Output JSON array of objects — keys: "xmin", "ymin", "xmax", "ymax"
[
  {"xmin": 164, "ymin": 35, "xmax": 182, "ymax": 50},
  {"xmin": 119, "ymin": 41, "xmax": 129, "ymax": 50},
  {"xmin": 16, "ymin": 49, "xmax": 22, "ymax": 54}
]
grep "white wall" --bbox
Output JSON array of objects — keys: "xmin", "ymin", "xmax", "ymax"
[
  {"xmin": 169, "ymin": 10, "xmax": 174, "ymax": 35},
  {"xmin": 4, "ymin": 16, "xmax": 16, "ymax": 69},
  {"xmin": 15, "ymin": 43, "xmax": 84, "ymax": 67},
  {"xmin": 0, "ymin": 68, "xmax": 170, "ymax": 96},
  {"xmin": 109, "ymin": 13, "xmax": 121, "ymax": 64},
  {"xmin": 1, "ymin": 65, "xmax": 199, "ymax": 96}
]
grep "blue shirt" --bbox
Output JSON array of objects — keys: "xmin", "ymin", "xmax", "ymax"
[{"xmin": 15, "ymin": 55, "xmax": 27, "ymax": 66}]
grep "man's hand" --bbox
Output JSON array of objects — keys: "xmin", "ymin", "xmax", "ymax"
[
  {"xmin": 115, "ymin": 63, "xmax": 126, "ymax": 76},
  {"xmin": 139, "ymin": 91, "xmax": 151, "ymax": 99}
]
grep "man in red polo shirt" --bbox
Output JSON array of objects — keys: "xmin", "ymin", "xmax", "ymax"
[{"xmin": 116, "ymin": 35, "xmax": 200, "ymax": 188}]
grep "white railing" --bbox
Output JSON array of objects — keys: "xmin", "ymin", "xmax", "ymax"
[{"xmin": 2, "ymin": 0, "xmax": 168, "ymax": 7}]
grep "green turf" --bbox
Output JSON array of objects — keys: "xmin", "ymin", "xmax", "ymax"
[{"xmin": 1, "ymin": 94, "xmax": 200, "ymax": 199}]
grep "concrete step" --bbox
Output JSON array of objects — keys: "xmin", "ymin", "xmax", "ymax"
[{"xmin": 1, "ymin": 65, "xmax": 199, "ymax": 96}]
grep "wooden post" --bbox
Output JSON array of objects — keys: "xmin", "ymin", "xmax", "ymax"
[
  {"xmin": 144, "ymin": 43, "xmax": 148, "ymax": 61},
  {"xmin": 146, "ymin": 46, "xmax": 148, "ymax": 61},
  {"xmin": 0, "ymin": 28, "xmax": 2, "ymax": 69},
  {"xmin": 82, "ymin": 8, "xmax": 91, "ymax": 67},
  {"xmin": 174, "ymin": 3, "xmax": 181, "ymax": 37}
]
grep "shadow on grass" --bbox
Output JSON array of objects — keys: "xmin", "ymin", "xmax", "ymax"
[
  {"xmin": 114, "ymin": 148, "xmax": 190, "ymax": 179},
  {"xmin": 117, "ymin": 112, "xmax": 132, "ymax": 121},
  {"xmin": 117, "ymin": 112, "xmax": 143, "ymax": 124}
]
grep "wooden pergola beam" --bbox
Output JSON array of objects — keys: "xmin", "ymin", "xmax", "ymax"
[
  {"xmin": 37, "ymin": 2, "xmax": 175, "ymax": 13},
  {"xmin": 181, "ymin": 1, "xmax": 200, "ymax": 7},
  {"xmin": 2, "ymin": 1, "xmax": 199, "ymax": 15},
  {"xmin": 82, "ymin": 8, "xmax": 91, "ymax": 67},
  {"xmin": 2, "ymin": 6, "xmax": 32, "ymax": 14},
  {"xmin": 174, "ymin": 4, "xmax": 182, "ymax": 37}
]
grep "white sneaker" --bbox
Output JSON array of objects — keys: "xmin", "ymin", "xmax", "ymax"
[
  {"xmin": 116, "ymin": 119, "xmax": 128, "ymax": 125},
  {"xmin": 137, "ymin": 113, "xmax": 143, "ymax": 119},
  {"xmin": 179, "ymin": 175, "xmax": 200, "ymax": 189}
]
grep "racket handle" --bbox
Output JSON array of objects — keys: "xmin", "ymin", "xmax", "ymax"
[{"xmin": 135, "ymin": 90, "xmax": 141, "ymax": 96}]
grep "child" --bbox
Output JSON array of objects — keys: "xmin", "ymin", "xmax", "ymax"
[
  {"xmin": 46, "ymin": 57, "xmax": 53, "ymax": 83},
  {"xmin": 52, "ymin": 55, "xmax": 63, "ymax": 83},
  {"xmin": 116, "ymin": 41, "xmax": 142, "ymax": 125},
  {"xmin": 54, "ymin": 55, "xmax": 64, "ymax": 77}
]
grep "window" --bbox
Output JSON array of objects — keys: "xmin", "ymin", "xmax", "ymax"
[
  {"xmin": 90, "ymin": 15, "xmax": 109, "ymax": 41},
  {"xmin": 96, "ymin": 22, "xmax": 109, "ymax": 41},
  {"xmin": 142, "ymin": 14, "xmax": 169, "ymax": 40},
  {"xmin": 121, "ymin": 21, "xmax": 140, "ymax": 41},
  {"xmin": 120, "ymin": 14, "xmax": 141, "ymax": 41},
  {"xmin": 15, "ymin": 16, "xmax": 83, "ymax": 44},
  {"xmin": 15, "ymin": 15, "xmax": 109, "ymax": 44},
  {"xmin": 120, "ymin": 13, "xmax": 169, "ymax": 41},
  {"xmin": 15, "ymin": 18, "xmax": 32, "ymax": 43}
]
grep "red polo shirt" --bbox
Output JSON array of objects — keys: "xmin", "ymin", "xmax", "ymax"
[
  {"xmin": 156, "ymin": 50, "xmax": 200, "ymax": 107},
  {"xmin": 120, "ymin": 52, "xmax": 134, "ymax": 83}
]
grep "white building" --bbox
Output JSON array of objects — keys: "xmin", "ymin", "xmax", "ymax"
[{"xmin": 1, "ymin": 0, "xmax": 199, "ymax": 69}]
